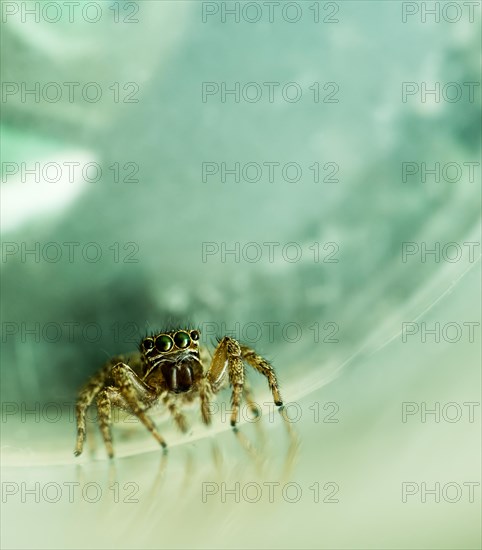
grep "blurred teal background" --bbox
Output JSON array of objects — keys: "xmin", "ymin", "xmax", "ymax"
[{"xmin": 1, "ymin": 1, "xmax": 480, "ymax": 548}]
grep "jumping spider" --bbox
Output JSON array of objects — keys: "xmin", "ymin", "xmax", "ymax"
[{"xmin": 74, "ymin": 328, "xmax": 283, "ymax": 458}]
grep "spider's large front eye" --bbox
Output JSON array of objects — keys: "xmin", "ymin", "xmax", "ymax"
[
  {"xmin": 143, "ymin": 338, "xmax": 154, "ymax": 352},
  {"xmin": 156, "ymin": 335, "xmax": 173, "ymax": 352},
  {"xmin": 174, "ymin": 331, "xmax": 190, "ymax": 349},
  {"xmin": 190, "ymin": 330, "xmax": 200, "ymax": 342}
]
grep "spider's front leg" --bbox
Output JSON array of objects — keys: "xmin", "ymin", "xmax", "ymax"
[
  {"xmin": 207, "ymin": 337, "xmax": 245, "ymax": 426},
  {"xmin": 240, "ymin": 345, "xmax": 283, "ymax": 407},
  {"xmin": 74, "ymin": 356, "xmax": 123, "ymax": 456},
  {"xmin": 108, "ymin": 363, "xmax": 167, "ymax": 453},
  {"xmin": 75, "ymin": 360, "xmax": 165, "ymax": 458},
  {"xmin": 207, "ymin": 337, "xmax": 283, "ymax": 427}
]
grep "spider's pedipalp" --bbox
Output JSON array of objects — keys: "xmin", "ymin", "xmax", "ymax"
[{"xmin": 110, "ymin": 363, "xmax": 167, "ymax": 449}]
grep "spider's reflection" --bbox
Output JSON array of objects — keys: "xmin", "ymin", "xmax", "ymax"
[{"xmin": 124, "ymin": 413, "xmax": 300, "ymax": 524}]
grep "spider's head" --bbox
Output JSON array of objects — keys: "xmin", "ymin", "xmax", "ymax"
[{"xmin": 140, "ymin": 329, "xmax": 202, "ymax": 393}]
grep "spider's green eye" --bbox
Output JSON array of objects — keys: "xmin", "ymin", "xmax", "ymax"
[
  {"xmin": 190, "ymin": 330, "xmax": 200, "ymax": 341},
  {"xmin": 143, "ymin": 338, "xmax": 154, "ymax": 351},
  {"xmin": 174, "ymin": 331, "xmax": 190, "ymax": 349},
  {"xmin": 156, "ymin": 335, "xmax": 173, "ymax": 352}
]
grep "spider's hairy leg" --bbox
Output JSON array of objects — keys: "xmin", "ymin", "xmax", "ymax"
[
  {"xmin": 198, "ymin": 377, "xmax": 213, "ymax": 425},
  {"xmin": 162, "ymin": 394, "xmax": 189, "ymax": 433},
  {"xmin": 111, "ymin": 363, "xmax": 167, "ymax": 450},
  {"xmin": 96, "ymin": 385, "xmax": 149, "ymax": 458},
  {"xmin": 207, "ymin": 336, "xmax": 245, "ymax": 427},
  {"xmin": 240, "ymin": 345, "xmax": 283, "ymax": 407},
  {"xmin": 243, "ymin": 379, "xmax": 261, "ymax": 418},
  {"xmin": 74, "ymin": 356, "xmax": 122, "ymax": 456},
  {"xmin": 96, "ymin": 389, "xmax": 114, "ymax": 458}
]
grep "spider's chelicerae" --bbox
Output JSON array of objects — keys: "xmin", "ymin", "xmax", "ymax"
[{"xmin": 74, "ymin": 328, "xmax": 283, "ymax": 458}]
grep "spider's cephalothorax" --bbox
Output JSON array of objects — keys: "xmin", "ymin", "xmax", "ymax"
[
  {"xmin": 141, "ymin": 329, "xmax": 202, "ymax": 394},
  {"xmin": 74, "ymin": 327, "xmax": 283, "ymax": 458}
]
